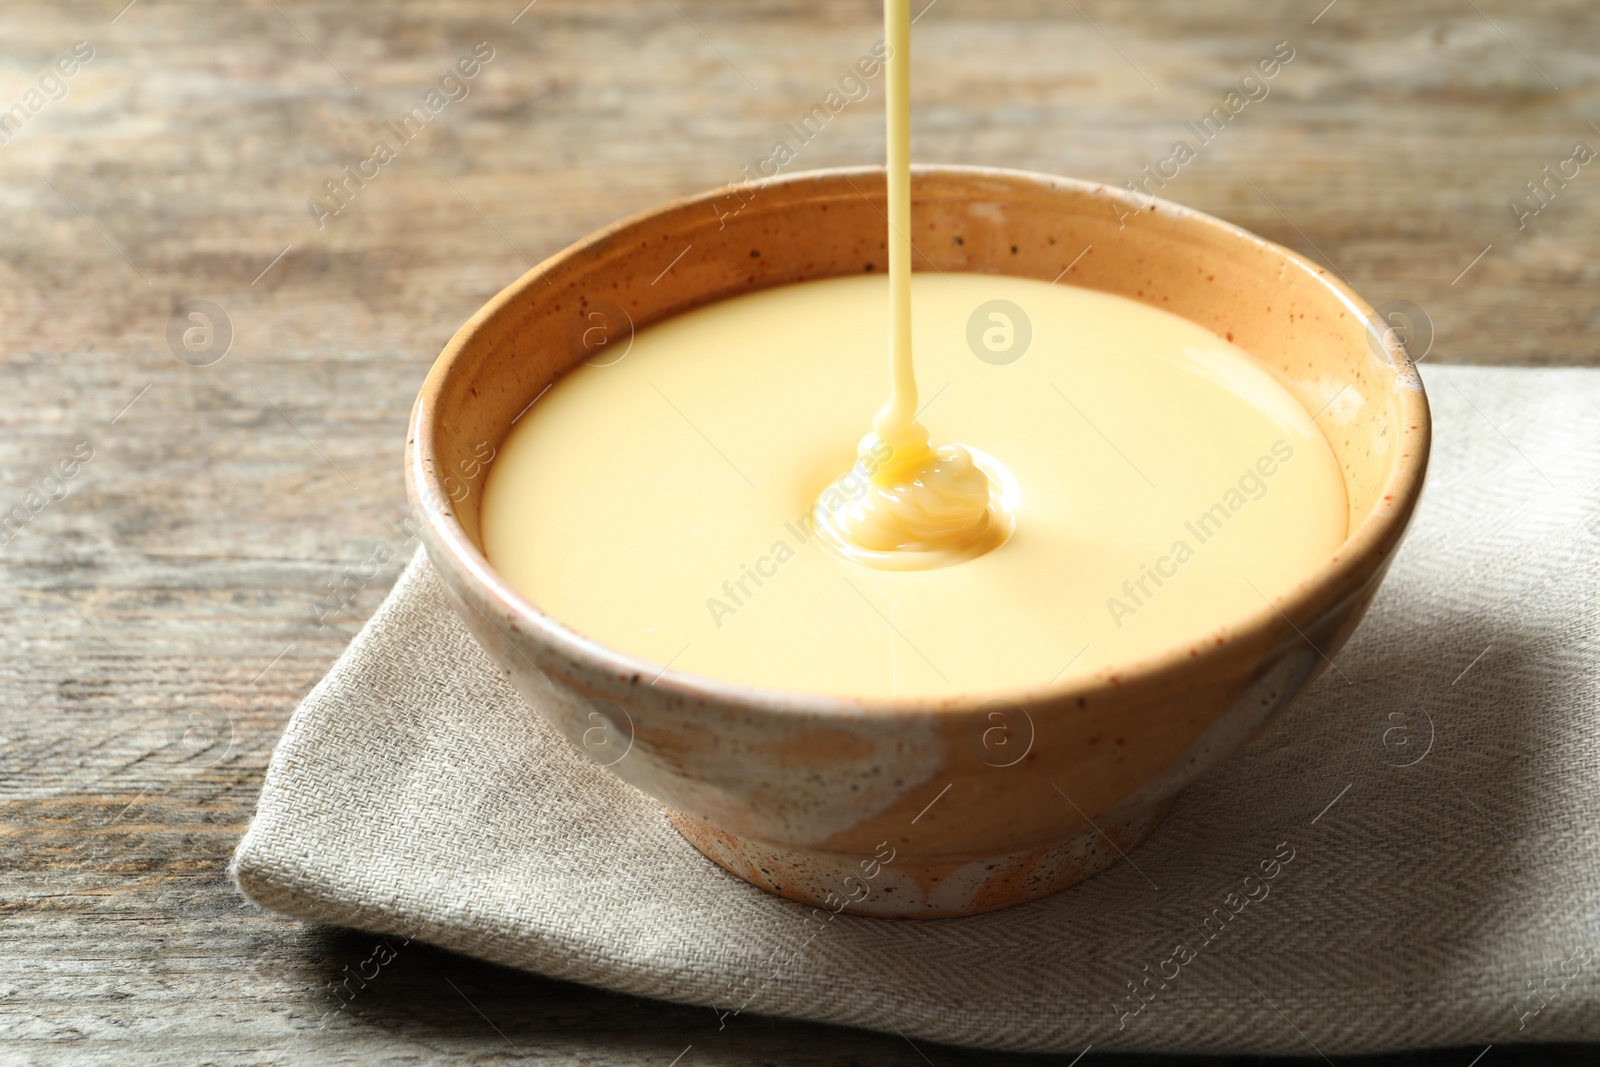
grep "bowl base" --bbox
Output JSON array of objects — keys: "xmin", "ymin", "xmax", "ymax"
[{"xmin": 665, "ymin": 795, "xmax": 1175, "ymax": 919}]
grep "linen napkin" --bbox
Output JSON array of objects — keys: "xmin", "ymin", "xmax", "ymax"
[{"xmin": 233, "ymin": 365, "xmax": 1600, "ymax": 1055}]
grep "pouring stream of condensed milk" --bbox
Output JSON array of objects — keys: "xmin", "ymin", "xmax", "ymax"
[{"xmin": 812, "ymin": 0, "xmax": 1013, "ymax": 570}]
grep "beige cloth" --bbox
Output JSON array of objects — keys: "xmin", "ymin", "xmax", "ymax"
[{"xmin": 233, "ymin": 365, "xmax": 1600, "ymax": 1055}]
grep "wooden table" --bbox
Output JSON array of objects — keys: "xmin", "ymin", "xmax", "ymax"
[{"xmin": 3, "ymin": 1, "xmax": 1595, "ymax": 1063}]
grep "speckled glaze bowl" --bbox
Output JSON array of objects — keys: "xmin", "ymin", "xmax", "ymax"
[{"xmin": 407, "ymin": 166, "xmax": 1430, "ymax": 919}]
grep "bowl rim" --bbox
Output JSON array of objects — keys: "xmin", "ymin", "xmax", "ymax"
[{"xmin": 408, "ymin": 163, "xmax": 1432, "ymax": 717}]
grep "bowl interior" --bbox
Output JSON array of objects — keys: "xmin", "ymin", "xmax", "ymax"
[{"xmin": 412, "ymin": 165, "xmax": 1428, "ymax": 696}]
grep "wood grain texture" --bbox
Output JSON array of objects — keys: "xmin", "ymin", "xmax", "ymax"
[{"xmin": 1, "ymin": 0, "xmax": 1595, "ymax": 1063}]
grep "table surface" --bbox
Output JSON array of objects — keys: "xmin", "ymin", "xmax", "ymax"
[{"xmin": 3, "ymin": 0, "xmax": 1596, "ymax": 1064}]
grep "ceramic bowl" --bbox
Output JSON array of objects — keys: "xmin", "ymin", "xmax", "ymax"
[{"xmin": 406, "ymin": 166, "xmax": 1430, "ymax": 918}]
